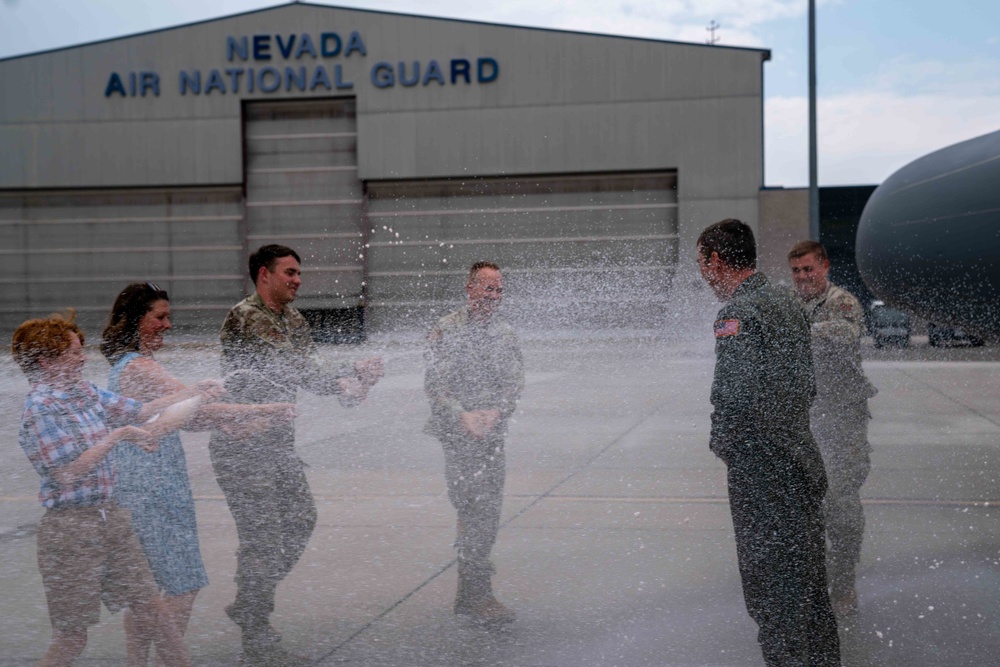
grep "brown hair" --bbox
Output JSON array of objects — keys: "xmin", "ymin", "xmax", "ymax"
[
  {"xmin": 787, "ymin": 240, "xmax": 828, "ymax": 262},
  {"xmin": 249, "ymin": 244, "xmax": 301, "ymax": 285},
  {"xmin": 100, "ymin": 282, "xmax": 170, "ymax": 363},
  {"xmin": 697, "ymin": 219, "xmax": 757, "ymax": 270},
  {"xmin": 12, "ymin": 310, "xmax": 85, "ymax": 378},
  {"xmin": 467, "ymin": 261, "xmax": 501, "ymax": 284}
]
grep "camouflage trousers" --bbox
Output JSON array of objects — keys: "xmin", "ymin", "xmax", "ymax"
[
  {"xmin": 441, "ymin": 433, "xmax": 506, "ymax": 573},
  {"xmin": 811, "ymin": 401, "xmax": 872, "ymax": 598},
  {"xmin": 209, "ymin": 430, "xmax": 318, "ymax": 629}
]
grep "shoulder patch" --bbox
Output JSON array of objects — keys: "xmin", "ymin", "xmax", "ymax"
[{"xmin": 715, "ymin": 319, "xmax": 741, "ymax": 338}]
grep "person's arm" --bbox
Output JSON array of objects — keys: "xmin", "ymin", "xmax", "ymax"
[
  {"xmin": 20, "ymin": 402, "xmax": 159, "ymax": 487},
  {"xmin": 119, "ymin": 356, "xmax": 258, "ymax": 433},
  {"xmin": 811, "ymin": 291, "xmax": 864, "ymax": 344},
  {"xmin": 709, "ymin": 308, "xmax": 762, "ymax": 465},
  {"xmin": 199, "ymin": 402, "xmax": 297, "ymax": 439},
  {"xmin": 498, "ymin": 331, "xmax": 525, "ymax": 422},
  {"xmin": 52, "ymin": 426, "xmax": 157, "ymax": 486},
  {"xmin": 424, "ymin": 326, "xmax": 466, "ymax": 428}
]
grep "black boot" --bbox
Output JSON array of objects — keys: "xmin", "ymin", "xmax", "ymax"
[{"xmin": 454, "ymin": 560, "xmax": 516, "ymax": 625}]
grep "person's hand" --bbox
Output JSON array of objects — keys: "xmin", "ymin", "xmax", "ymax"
[
  {"xmin": 220, "ymin": 415, "xmax": 270, "ymax": 440},
  {"xmin": 479, "ymin": 409, "xmax": 502, "ymax": 434},
  {"xmin": 460, "ymin": 411, "xmax": 484, "ymax": 438},
  {"xmin": 262, "ymin": 403, "xmax": 297, "ymax": 425},
  {"xmin": 339, "ymin": 377, "xmax": 370, "ymax": 400},
  {"xmin": 354, "ymin": 356, "xmax": 385, "ymax": 387},
  {"xmin": 460, "ymin": 410, "xmax": 501, "ymax": 439},
  {"xmin": 194, "ymin": 379, "xmax": 227, "ymax": 401},
  {"xmin": 116, "ymin": 426, "xmax": 158, "ymax": 453}
]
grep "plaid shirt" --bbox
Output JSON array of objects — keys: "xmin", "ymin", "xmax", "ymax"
[{"xmin": 18, "ymin": 381, "xmax": 142, "ymax": 508}]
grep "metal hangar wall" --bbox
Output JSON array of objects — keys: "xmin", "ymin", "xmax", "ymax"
[{"xmin": 0, "ymin": 2, "xmax": 770, "ymax": 337}]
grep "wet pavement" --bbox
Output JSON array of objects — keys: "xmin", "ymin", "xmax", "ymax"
[{"xmin": 1, "ymin": 335, "xmax": 998, "ymax": 666}]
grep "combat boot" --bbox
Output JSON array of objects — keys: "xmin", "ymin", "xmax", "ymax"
[
  {"xmin": 238, "ymin": 643, "xmax": 311, "ymax": 667},
  {"xmin": 454, "ymin": 561, "xmax": 516, "ymax": 625}
]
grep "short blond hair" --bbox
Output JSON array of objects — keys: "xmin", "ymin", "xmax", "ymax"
[
  {"xmin": 788, "ymin": 240, "xmax": 828, "ymax": 262},
  {"xmin": 12, "ymin": 311, "xmax": 85, "ymax": 378},
  {"xmin": 467, "ymin": 261, "xmax": 501, "ymax": 284}
]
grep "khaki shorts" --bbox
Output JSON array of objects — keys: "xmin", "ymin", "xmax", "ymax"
[{"xmin": 37, "ymin": 503, "xmax": 158, "ymax": 630}]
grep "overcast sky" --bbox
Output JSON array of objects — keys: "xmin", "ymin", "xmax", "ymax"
[{"xmin": 2, "ymin": 0, "xmax": 999, "ymax": 187}]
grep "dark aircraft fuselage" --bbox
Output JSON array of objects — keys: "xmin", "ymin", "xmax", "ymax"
[{"xmin": 855, "ymin": 129, "xmax": 1000, "ymax": 337}]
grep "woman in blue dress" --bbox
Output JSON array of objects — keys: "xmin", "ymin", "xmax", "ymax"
[{"xmin": 102, "ymin": 283, "xmax": 295, "ymax": 665}]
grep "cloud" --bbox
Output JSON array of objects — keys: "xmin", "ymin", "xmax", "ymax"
[
  {"xmin": 333, "ymin": 0, "xmax": 821, "ymax": 47},
  {"xmin": 766, "ymin": 90, "xmax": 1000, "ymax": 187}
]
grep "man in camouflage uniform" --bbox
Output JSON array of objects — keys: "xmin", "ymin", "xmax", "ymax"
[
  {"xmin": 209, "ymin": 244, "xmax": 383, "ymax": 665},
  {"xmin": 789, "ymin": 240, "xmax": 877, "ymax": 616},
  {"xmin": 697, "ymin": 220, "xmax": 840, "ymax": 666},
  {"xmin": 425, "ymin": 261, "xmax": 524, "ymax": 625}
]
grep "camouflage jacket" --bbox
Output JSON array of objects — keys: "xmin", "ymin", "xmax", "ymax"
[
  {"xmin": 424, "ymin": 306, "xmax": 525, "ymax": 441},
  {"xmin": 710, "ymin": 273, "xmax": 826, "ymax": 492},
  {"xmin": 219, "ymin": 292, "xmax": 351, "ymax": 404},
  {"xmin": 797, "ymin": 282, "xmax": 877, "ymax": 405}
]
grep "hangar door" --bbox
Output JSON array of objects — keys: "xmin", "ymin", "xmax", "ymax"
[
  {"xmin": 0, "ymin": 188, "xmax": 243, "ymax": 335},
  {"xmin": 364, "ymin": 172, "xmax": 678, "ymax": 332},
  {"xmin": 243, "ymin": 98, "xmax": 365, "ymax": 338}
]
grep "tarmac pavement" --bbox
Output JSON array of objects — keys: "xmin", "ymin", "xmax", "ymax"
[{"xmin": 1, "ymin": 334, "xmax": 998, "ymax": 666}]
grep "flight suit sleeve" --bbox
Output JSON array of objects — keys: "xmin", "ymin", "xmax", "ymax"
[{"xmin": 709, "ymin": 305, "xmax": 762, "ymax": 466}]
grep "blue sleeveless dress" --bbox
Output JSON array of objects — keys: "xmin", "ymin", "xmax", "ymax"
[{"xmin": 109, "ymin": 352, "xmax": 208, "ymax": 596}]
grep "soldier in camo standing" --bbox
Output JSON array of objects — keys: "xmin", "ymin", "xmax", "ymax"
[
  {"xmin": 425, "ymin": 261, "xmax": 524, "ymax": 625},
  {"xmin": 788, "ymin": 239, "xmax": 877, "ymax": 617},
  {"xmin": 210, "ymin": 244, "xmax": 383, "ymax": 666}
]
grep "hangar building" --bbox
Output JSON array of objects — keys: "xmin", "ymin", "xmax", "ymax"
[{"xmin": 0, "ymin": 3, "xmax": 772, "ymax": 338}]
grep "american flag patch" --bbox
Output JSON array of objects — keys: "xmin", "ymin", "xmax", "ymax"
[{"xmin": 714, "ymin": 319, "xmax": 741, "ymax": 337}]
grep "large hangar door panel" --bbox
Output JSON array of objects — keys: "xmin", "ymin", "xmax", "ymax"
[
  {"xmin": 244, "ymin": 99, "xmax": 366, "ymax": 339},
  {"xmin": 365, "ymin": 173, "xmax": 678, "ymax": 332},
  {"xmin": 0, "ymin": 189, "xmax": 242, "ymax": 336}
]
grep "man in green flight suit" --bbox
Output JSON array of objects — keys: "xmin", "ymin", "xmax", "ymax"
[
  {"xmin": 424, "ymin": 261, "xmax": 524, "ymax": 625},
  {"xmin": 696, "ymin": 220, "xmax": 840, "ymax": 666},
  {"xmin": 210, "ymin": 244, "xmax": 383, "ymax": 666}
]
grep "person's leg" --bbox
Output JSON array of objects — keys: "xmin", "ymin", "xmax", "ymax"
[
  {"xmin": 128, "ymin": 596, "xmax": 190, "ymax": 667},
  {"xmin": 36, "ymin": 509, "xmax": 103, "ymax": 667},
  {"xmin": 148, "ymin": 591, "xmax": 198, "ymax": 667},
  {"xmin": 815, "ymin": 406, "xmax": 871, "ymax": 611},
  {"xmin": 728, "ymin": 453, "xmax": 839, "ymax": 667},
  {"xmin": 446, "ymin": 435, "xmax": 513, "ymax": 623},
  {"xmin": 38, "ymin": 628, "xmax": 88, "ymax": 667},
  {"xmin": 124, "ymin": 606, "xmax": 153, "ymax": 667},
  {"xmin": 274, "ymin": 458, "xmax": 318, "ymax": 581},
  {"xmin": 211, "ymin": 437, "xmax": 283, "ymax": 638}
]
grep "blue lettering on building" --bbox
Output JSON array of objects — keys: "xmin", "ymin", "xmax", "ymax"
[
  {"xmin": 257, "ymin": 67, "xmax": 281, "ymax": 93},
  {"xmin": 371, "ymin": 62, "xmax": 394, "ymax": 89},
  {"xmin": 344, "ymin": 31, "xmax": 367, "ymax": 57},
  {"xmin": 398, "ymin": 62, "xmax": 420, "ymax": 87},
  {"xmin": 227, "ymin": 31, "xmax": 366, "ymax": 61},
  {"xmin": 111, "ymin": 31, "xmax": 498, "ymax": 99},
  {"xmin": 451, "ymin": 59, "xmax": 471, "ymax": 85},
  {"xmin": 285, "ymin": 66, "xmax": 307, "ymax": 92},
  {"xmin": 105, "ymin": 71, "xmax": 160, "ymax": 97},
  {"xmin": 295, "ymin": 34, "xmax": 318, "ymax": 59},
  {"xmin": 478, "ymin": 58, "xmax": 499, "ymax": 83},
  {"xmin": 204, "ymin": 69, "xmax": 226, "ymax": 94},
  {"xmin": 422, "ymin": 60, "xmax": 445, "ymax": 86}
]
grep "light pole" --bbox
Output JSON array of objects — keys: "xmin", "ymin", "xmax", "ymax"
[{"xmin": 808, "ymin": 0, "xmax": 819, "ymax": 241}]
